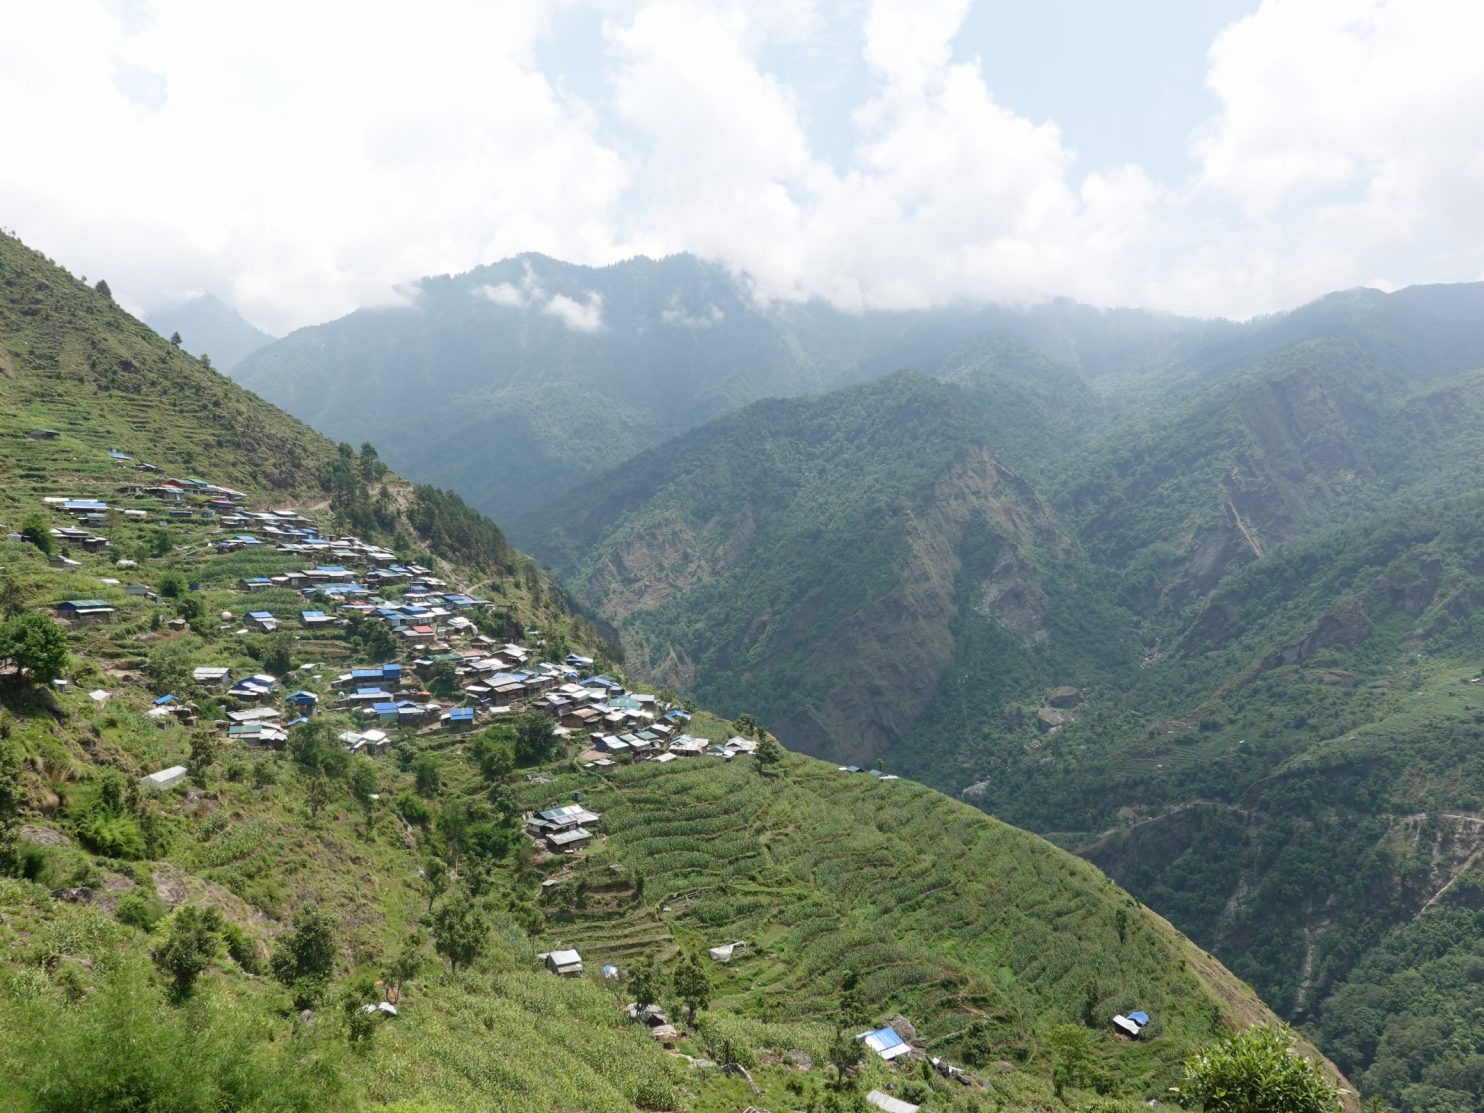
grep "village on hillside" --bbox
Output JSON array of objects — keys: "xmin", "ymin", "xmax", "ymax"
[
  {"xmin": 22, "ymin": 453, "xmax": 775, "ymax": 785},
  {"xmin": 5, "ymin": 444, "xmax": 1155, "ymax": 1110}
]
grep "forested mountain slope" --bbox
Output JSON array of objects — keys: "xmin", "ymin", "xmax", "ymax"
[
  {"xmin": 0, "ymin": 231, "xmax": 1333, "ymax": 1111},
  {"xmin": 535, "ymin": 299, "xmax": 1484, "ymax": 1112},
  {"xmin": 522, "ymin": 370, "xmax": 1127, "ymax": 766}
]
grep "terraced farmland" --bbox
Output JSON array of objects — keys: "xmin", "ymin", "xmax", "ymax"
[{"xmin": 522, "ymin": 753, "xmax": 1301, "ymax": 1099}]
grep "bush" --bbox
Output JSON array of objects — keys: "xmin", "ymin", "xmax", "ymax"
[
  {"xmin": 633, "ymin": 1079, "xmax": 678, "ymax": 1111},
  {"xmin": 396, "ymin": 791, "xmax": 431, "ymax": 827},
  {"xmin": 1171, "ymin": 1024, "xmax": 1339, "ymax": 1113},
  {"xmin": 115, "ymin": 888, "xmax": 166, "ymax": 932},
  {"xmin": 18, "ymin": 515, "xmax": 53, "ymax": 556},
  {"xmin": 78, "ymin": 811, "xmax": 147, "ymax": 860},
  {"xmin": 897, "ymin": 1080, "xmax": 932, "ymax": 1103}
]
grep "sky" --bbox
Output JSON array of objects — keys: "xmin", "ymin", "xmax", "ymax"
[{"xmin": 2, "ymin": 0, "xmax": 1482, "ymax": 335}]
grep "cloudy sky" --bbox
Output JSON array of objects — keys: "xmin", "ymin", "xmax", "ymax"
[{"xmin": 3, "ymin": 0, "xmax": 1482, "ymax": 334}]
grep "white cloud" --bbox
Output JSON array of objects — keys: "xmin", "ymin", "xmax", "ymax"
[
  {"xmin": 1, "ymin": 0, "xmax": 1481, "ymax": 329},
  {"xmin": 477, "ymin": 282, "xmax": 530, "ymax": 309},
  {"xmin": 607, "ymin": 0, "xmax": 1163, "ymax": 312},
  {"xmin": 661, "ymin": 299, "xmax": 724, "ymax": 328},
  {"xmin": 0, "ymin": 0, "xmax": 633, "ymax": 333},
  {"xmin": 1176, "ymin": 0, "xmax": 1484, "ymax": 312},
  {"xmin": 543, "ymin": 292, "xmax": 605, "ymax": 332},
  {"xmin": 473, "ymin": 261, "xmax": 602, "ymax": 329}
]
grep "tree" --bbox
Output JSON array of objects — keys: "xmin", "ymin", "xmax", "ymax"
[
  {"xmin": 258, "ymin": 635, "xmax": 293, "ymax": 678},
  {"xmin": 148, "ymin": 529, "xmax": 172, "ymax": 557},
  {"xmin": 385, "ymin": 936, "xmax": 424, "ymax": 994},
  {"xmin": 1048, "ymin": 1023, "xmax": 1113, "ymax": 1098},
  {"xmin": 199, "ymin": 353, "xmax": 212, "ymax": 370},
  {"xmin": 755, "ymin": 734, "xmax": 784, "ymax": 775},
  {"xmin": 412, "ymin": 753, "xmax": 440, "ymax": 797},
  {"xmin": 153, "ymin": 905, "xmax": 224, "ymax": 998},
  {"xmin": 421, "ymin": 856, "xmax": 448, "ymax": 913},
  {"xmin": 427, "ymin": 660, "xmax": 458, "ymax": 697},
  {"xmin": 169, "ymin": 331, "xmax": 182, "ymax": 347},
  {"xmin": 430, "ymin": 889, "xmax": 487, "ymax": 973},
  {"xmin": 304, "ymin": 774, "xmax": 331, "ymax": 822},
  {"xmin": 0, "ymin": 613, "xmax": 68, "ymax": 686},
  {"xmin": 827, "ymin": 1030, "xmax": 864, "ymax": 1084},
  {"xmin": 188, "ymin": 731, "xmax": 216, "ymax": 786},
  {"xmin": 627, "ymin": 955, "xmax": 662, "ymax": 1009},
  {"xmin": 94, "ymin": 278, "xmax": 111, "ymax": 298},
  {"xmin": 156, "ymin": 570, "xmax": 186, "ymax": 598},
  {"xmin": 837, "ymin": 969, "xmax": 871, "ymax": 1033},
  {"xmin": 271, "ymin": 903, "xmax": 337, "ymax": 1008},
  {"xmin": 469, "ymin": 728, "xmax": 514, "ymax": 782},
  {"xmin": 1170, "ymin": 1024, "xmax": 1342, "ymax": 1113},
  {"xmin": 18, "ymin": 514, "xmax": 53, "ymax": 556},
  {"xmin": 145, "ymin": 639, "xmax": 194, "ymax": 695},
  {"xmin": 356, "ymin": 619, "xmax": 397, "ymax": 663},
  {"xmin": 0, "ymin": 571, "xmax": 26, "ymax": 618},
  {"xmin": 732, "ymin": 713, "xmax": 759, "ymax": 738},
  {"xmin": 290, "ymin": 719, "xmax": 348, "ymax": 779},
  {"xmin": 672, "ymin": 951, "xmax": 711, "ymax": 1023},
  {"xmin": 348, "ymin": 760, "xmax": 377, "ymax": 832},
  {"xmin": 513, "ymin": 711, "xmax": 558, "ymax": 766}
]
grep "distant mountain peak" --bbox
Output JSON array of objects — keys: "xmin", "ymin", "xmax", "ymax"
[{"xmin": 145, "ymin": 290, "xmax": 276, "ymax": 372}]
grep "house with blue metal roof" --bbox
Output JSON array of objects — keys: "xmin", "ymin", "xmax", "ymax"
[
  {"xmin": 284, "ymin": 690, "xmax": 319, "ymax": 715},
  {"xmin": 441, "ymin": 706, "xmax": 476, "ymax": 731},
  {"xmin": 55, "ymin": 599, "xmax": 116, "ymax": 625},
  {"xmin": 859, "ymin": 1026, "xmax": 911, "ymax": 1061}
]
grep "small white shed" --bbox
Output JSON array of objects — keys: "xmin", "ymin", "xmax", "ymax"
[{"xmin": 141, "ymin": 765, "xmax": 188, "ymax": 791}]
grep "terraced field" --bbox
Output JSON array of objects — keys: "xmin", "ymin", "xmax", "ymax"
[{"xmin": 520, "ymin": 754, "xmax": 1296, "ymax": 1099}]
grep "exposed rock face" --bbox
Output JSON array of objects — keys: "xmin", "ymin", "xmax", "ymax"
[
  {"xmin": 1046, "ymin": 685, "xmax": 1081, "ymax": 709},
  {"xmin": 1036, "ymin": 707, "xmax": 1068, "ymax": 733},
  {"xmin": 975, "ymin": 547, "xmax": 1050, "ymax": 641},
  {"xmin": 765, "ymin": 446, "xmax": 1059, "ymax": 765}
]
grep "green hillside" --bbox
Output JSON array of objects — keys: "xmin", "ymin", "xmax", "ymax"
[
  {"xmin": 529, "ymin": 302, "xmax": 1484, "ymax": 1112},
  {"xmin": 0, "ymin": 230, "xmax": 1333, "ymax": 1111}
]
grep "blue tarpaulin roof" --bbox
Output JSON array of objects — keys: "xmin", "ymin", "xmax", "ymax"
[{"xmin": 1128, "ymin": 1011, "xmax": 1149, "ymax": 1026}]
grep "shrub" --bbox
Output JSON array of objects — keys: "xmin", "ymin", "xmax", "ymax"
[{"xmin": 115, "ymin": 888, "xmax": 166, "ymax": 932}]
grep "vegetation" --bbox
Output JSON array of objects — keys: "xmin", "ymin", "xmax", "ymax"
[
  {"xmin": 507, "ymin": 277, "xmax": 1484, "ymax": 1110},
  {"xmin": 4, "ymin": 226, "xmax": 1441, "ymax": 1110},
  {"xmin": 1171, "ymin": 1024, "xmax": 1341, "ymax": 1113}
]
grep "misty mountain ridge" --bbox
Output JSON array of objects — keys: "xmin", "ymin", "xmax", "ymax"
[
  {"xmin": 232, "ymin": 247, "xmax": 1484, "ymax": 527},
  {"xmin": 146, "ymin": 290, "xmax": 276, "ymax": 371}
]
